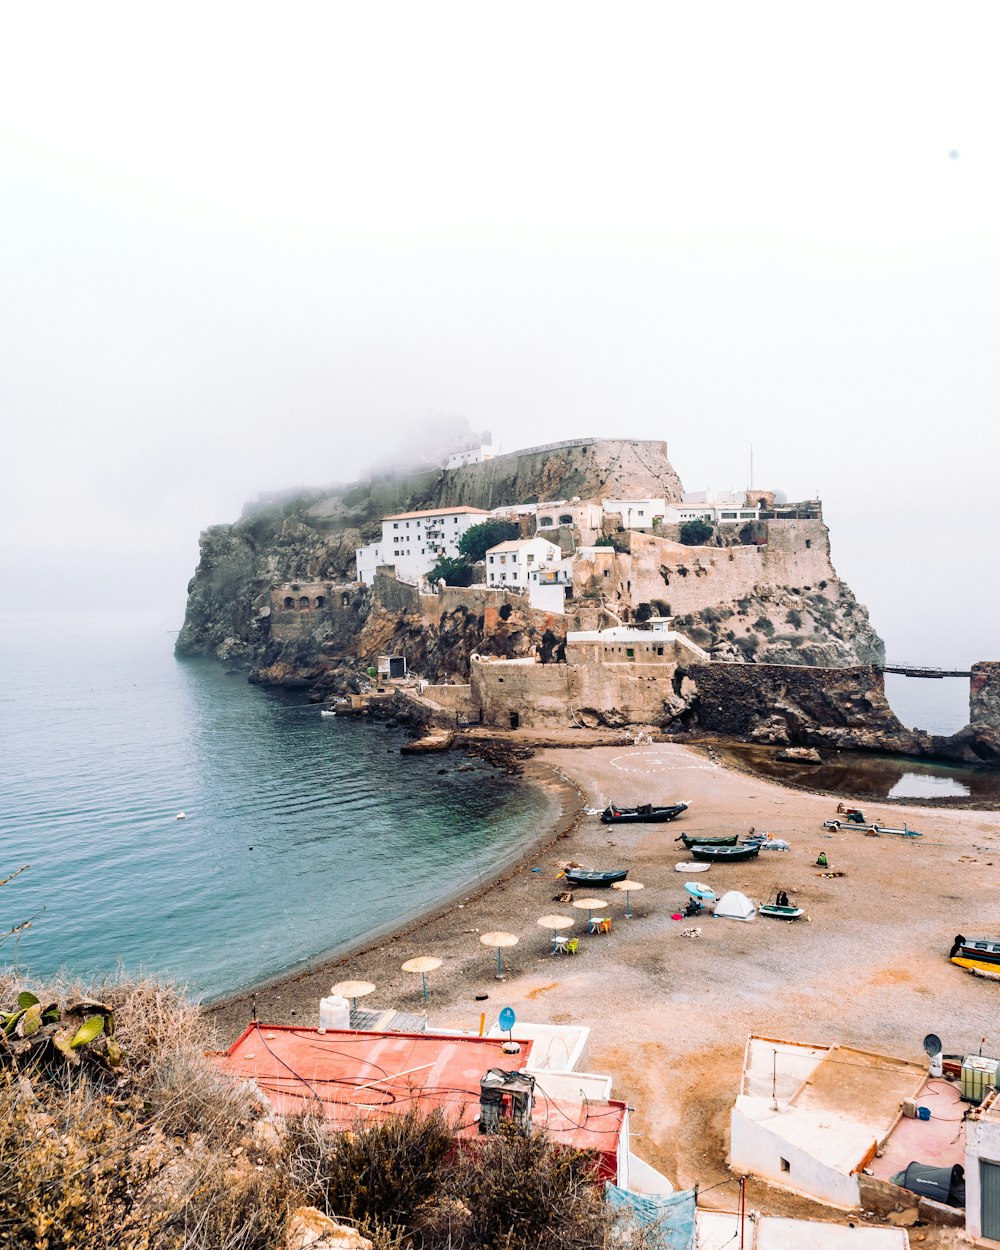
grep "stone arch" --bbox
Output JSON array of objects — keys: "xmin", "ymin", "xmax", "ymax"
[
  {"xmin": 559, "ymin": 513, "xmax": 573, "ymax": 525},
  {"xmin": 299, "ymin": 596, "xmax": 310, "ymax": 609},
  {"xmin": 539, "ymin": 516, "xmax": 554, "ymax": 527},
  {"xmin": 283, "ymin": 596, "xmax": 294, "ymax": 609},
  {"xmin": 314, "ymin": 595, "xmax": 325, "ymax": 608}
]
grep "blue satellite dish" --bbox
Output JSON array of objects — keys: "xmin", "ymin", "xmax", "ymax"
[{"xmin": 498, "ymin": 1007, "xmax": 516, "ymax": 1033}]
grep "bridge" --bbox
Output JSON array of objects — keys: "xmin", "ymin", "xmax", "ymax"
[{"xmin": 882, "ymin": 663, "xmax": 972, "ymax": 679}]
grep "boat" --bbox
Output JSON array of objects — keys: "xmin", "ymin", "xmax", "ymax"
[
  {"xmin": 562, "ymin": 868, "xmax": 628, "ymax": 888},
  {"xmin": 690, "ymin": 843, "xmax": 761, "ymax": 863},
  {"xmin": 949, "ymin": 934, "xmax": 1000, "ymax": 978},
  {"xmin": 760, "ymin": 903, "xmax": 805, "ymax": 921},
  {"xmin": 320, "ymin": 709, "xmax": 337, "ymax": 717},
  {"xmin": 677, "ymin": 833, "xmax": 737, "ymax": 849},
  {"xmin": 601, "ymin": 801, "xmax": 689, "ymax": 824}
]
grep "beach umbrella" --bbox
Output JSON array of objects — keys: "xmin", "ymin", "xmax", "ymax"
[
  {"xmin": 684, "ymin": 882, "xmax": 715, "ymax": 901},
  {"xmin": 401, "ymin": 955, "xmax": 442, "ymax": 1002},
  {"xmin": 536, "ymin": 914, "xmax": 574, "ymax": 952},
  {"xmin": 571, "ymin": 897, "xmax": 605, "ymax": 929},
  {"xmin": 480, "ymin": 931, "xmax": 518, "ymax": 979},
  {"xmin": 612, "ymin": 879, "xmax": 644, "ymax": 919},
  {"xmin": 331, "ymin": 979, "xmax": 376, "ymax": 1012}
]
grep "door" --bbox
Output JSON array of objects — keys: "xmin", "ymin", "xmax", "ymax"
[{"xmin": 982, "ymin": 1159, "xmax": 1000, "ymax": 1241}]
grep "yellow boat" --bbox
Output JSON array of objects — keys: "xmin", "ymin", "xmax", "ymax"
[{"xmin": 949, "ymin": 934, "xmax": 1000, "ymax": 979}]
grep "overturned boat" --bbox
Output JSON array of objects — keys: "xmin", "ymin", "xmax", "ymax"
[{"xmin": 601, "ymin": 801, "xmax": 689, "ymax": 824}]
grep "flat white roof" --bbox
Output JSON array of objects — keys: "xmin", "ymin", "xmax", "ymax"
[
  {"xmin": 698, "ymin": 1213, "xmax": 909, "ymax": 1249},
  {"xmin": 487, "ymin": 538, "xmax": 561, "ymax": 554}
]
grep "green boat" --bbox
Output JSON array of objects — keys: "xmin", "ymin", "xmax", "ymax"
[
  {"xmin": 676, "ymin": 833, "xmax": 738, "ymax": 849},
  {"xmin": 760, "ymin": 903, "xmax": 805, "ymax": 921}
]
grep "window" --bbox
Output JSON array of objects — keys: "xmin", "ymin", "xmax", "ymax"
[
  {"xmin": 805, "ymin": 539, "xmax": 812, "ymax": 548},
  {"xmin": 721, "ymin": 511, "xmax": 737, "ymax": 519},
  {"xmin": 299, "ymin": 596, "xmax": 310, "ymax": 609},
  {"xmin": 527, "ymin": 554, "xmax": 534, "ymax": 563},
  {"xmin": 539, "ymin": 516, "xmax": 553, "ymax": 527},
  {"xmin": 656, "ymin": 646, "xmax": 664, "ymax": 656},
  {"xmin": 341, "ymin": 593, "xmax": 349, "ymax": 607},
  {"xmin": 638, "ymin": 510, "xmax": 645, "ymax": 517},
  {"xmin": 283, "ymin": 596, "xmax": 294, "ymax": 609},
  {"xmin": 559, "ymin": 513, "xmax": 573, "ymax": 524},
  {"xmin": 603, "ymin": 569, "xmax": 610, "ymax": 578},
  {"xmin": 488, "ymin": 555, "xmax": 494, "ymax": 563},
  {"xmin": 626, "ymin": 647, "xmax": 634, "ymax": 658},
  {"xmin": 315, "ymin": 596, "xmax": 325, "ymax": 608}
]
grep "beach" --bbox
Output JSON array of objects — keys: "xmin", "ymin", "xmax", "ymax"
[{"xmin": 206, "ymin": 737, "xmax": 1000, "ymax": 1202}]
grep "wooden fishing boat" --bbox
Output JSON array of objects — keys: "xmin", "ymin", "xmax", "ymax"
[
  {"xmin": 949, "ymin": 934, "xmax": 1000, "ymax": 978},
  {"xmin": 690, "ymin": 843, "xmax": 760, "ymax": 863},
  {"xmin": 760, "ymin": 903, "xmax": 805, "ymax": 921},
  {"xmin": 601, "ymin": 801, "xmax": 689, "ymax": 824},
  {"xmin": 677, "ymin": 833, "xmax": 738, "ymax": 849},
  {"xmin": 562, "ymin": 868, "xmax": 628, "ymax": 888}
]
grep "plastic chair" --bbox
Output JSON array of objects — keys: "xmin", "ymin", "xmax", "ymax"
[
  {"xmin": 598, "ymin": 917, "xmax": 612, "ymax": 934},
  {"xmin": 565, "ymin": 938, "xmax": 580, "ymax": 956}
]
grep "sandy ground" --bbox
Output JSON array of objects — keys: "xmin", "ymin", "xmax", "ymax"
[{"xmin": 207, "ymin": 739, "xmax": 1000, "ymax": 1234}]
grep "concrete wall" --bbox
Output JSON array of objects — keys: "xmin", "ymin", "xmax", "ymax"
[
  {"xmin": 420, "ymin": 683, "xmax": 478, "ymax": 715},
  {"xmin": 729, "ymin": 1101, "xmax": 863, "ymax": 1210},
  {"xmin": 966, "ymin": 1102, "xmax": 1000, "ymax": 1241}
]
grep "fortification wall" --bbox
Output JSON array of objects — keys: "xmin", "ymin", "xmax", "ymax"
[
  {"xmin": 268, "ymin": 582, "xmax": 367, "ymax": 643},
  {"xmin": 471, "ymin": 657, "xmax": 682, "ymax": 728}
]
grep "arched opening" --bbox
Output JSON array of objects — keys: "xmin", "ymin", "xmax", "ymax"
[
  {"xmin": 283, "ymin": 596, "xmax": 294, "ymax": 609},
  {"xmin": 538, "ymin": 516, "xmax": 554, "ymax": 527},
  {"xmin": 299, "ymin": 596, "xmax": 310, "ymax": 609},
  {"xmin": 559, "ymin": 514, "xmax": 573, "ymax": 525},
  {"xmin": 341, "ymin": 593, "xmax": 350, "ymax": 607},
  {"xmin": 314, "ymin": 595, "xmax": 325, "ymax": 608}
]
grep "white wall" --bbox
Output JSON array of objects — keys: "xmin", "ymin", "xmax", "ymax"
[
  {"xmin": 380, "ymin": 510, "xmax": 488, "ymax": 583},
  {"xmin": 966, "ymin": 1107, "xmax": 1000, "ymax": 1241},
  {"xmin": 730, "ymin": 1100, "xmax": 864, "ymax": 1210}
]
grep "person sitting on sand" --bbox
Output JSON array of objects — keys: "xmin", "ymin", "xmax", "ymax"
[
  {"xmin": 816, "ymin": 851, "xmax": 828, "ymax": 867},
  {"xmin": 776, "ymin": 889, "xmax": 789, "ymax": 908}
]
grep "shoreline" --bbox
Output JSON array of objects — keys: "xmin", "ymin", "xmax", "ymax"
[
  {"xmin": 204, "ymin": 736, "xmax": 1000, "ymax": 1200},
  {"xmin": 203, "ymin": 754, "xmax": 584, "ymax": 1026}
]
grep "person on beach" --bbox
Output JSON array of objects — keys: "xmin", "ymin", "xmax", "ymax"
[{"xmin": 816, "ymin": 851, "xmax": 828, "ymax": 867}]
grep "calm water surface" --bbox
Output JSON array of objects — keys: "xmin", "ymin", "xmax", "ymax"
[{"xmin": 0, "ymin": 614, "xmax": 550, "ymax": 999}]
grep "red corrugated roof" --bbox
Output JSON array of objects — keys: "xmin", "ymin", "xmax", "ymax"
[{"xmin": 214, "ymin": 1024, "xmax": 625, "ymax": 1171}]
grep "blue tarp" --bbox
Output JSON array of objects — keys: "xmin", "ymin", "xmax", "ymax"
[{"xmin": 605, "ymin": 1183, "xmax": 697, "ymax": 1250}]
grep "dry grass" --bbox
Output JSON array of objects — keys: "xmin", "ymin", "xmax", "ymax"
[{"xmin": 0, "ymin": 975, "xmax": 647, "ymax": 1250}]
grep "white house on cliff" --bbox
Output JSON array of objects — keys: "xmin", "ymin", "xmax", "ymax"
[{"xmin": 355, "ymin": 506, "xmax": 490, "ymax": 586}]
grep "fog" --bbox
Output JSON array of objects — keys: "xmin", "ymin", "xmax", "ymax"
[{"xmin": 2, "ymin": 3, "xmax": 997, "ymax": 665}]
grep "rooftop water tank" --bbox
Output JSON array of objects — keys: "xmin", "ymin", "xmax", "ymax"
[
  {"xmin": 961, "ymin": 1054, "xmax": 999, "ymax": 1104},
  {"xmin": 319, "ymin": 994, "xmax": 350, "ymax": 1031}
]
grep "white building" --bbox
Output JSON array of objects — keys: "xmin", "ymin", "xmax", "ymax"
[
  {"xmin": 444, "ymin": 444, "xmax": 495, "ymax": 470},
  {"xmin": 603, "ymin": 498, "xmax": 673, "ymax": 529},
  {"xmin": 485, "ymin": 537, "xmax": 562, "ymax": 589},
  {"xmin": 527, "ymin": 556, "xmax": 573, "ymax": 614},
  {"xmin": 679, "ymin": 491, "xmax": 761, "ymax": 524},
  {"xmin": 966, "ymin": 1087, "xmax": 1000, "ymax": 1242},
  {"xmin": 730, "ymin": 1036, "xmax": 928, "ymax": 1210},
  {"xmin": 355, "ymin": 505, "xmax": 490, "ymax": 586}
]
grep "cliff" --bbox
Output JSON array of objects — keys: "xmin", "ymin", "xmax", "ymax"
[
  {"xmin": 177, "ymin": 438, "xmax": 883, "ymax": 694},
  {"xmin": 176, "ymin": 439, "xmax": 684, "ymax": 661}
]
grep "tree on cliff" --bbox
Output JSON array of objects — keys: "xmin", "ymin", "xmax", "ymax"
[
  {"xmin": 679, "ymin": 518, "xmax": 713, "ymax": 546},
  {"xmin": 428, "ymin": 556, "xmax": 474, "ymax": 586},
  {"xmin": 457, "ymin": 519, "xmax": 520, "ymax": 562}
]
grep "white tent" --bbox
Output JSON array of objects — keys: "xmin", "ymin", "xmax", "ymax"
[{"xmin": 713, "ymin": 890, "xmax": 756, "ymax": 922}]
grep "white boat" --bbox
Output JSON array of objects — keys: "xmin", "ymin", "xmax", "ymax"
[{"xmin": 320, "ymin": 709, "xmax": 337, "ymax": 717}]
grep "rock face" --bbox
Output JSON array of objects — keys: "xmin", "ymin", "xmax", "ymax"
[
  {"xmin": 176, "ymin": 439, "xmax": 683, "ymax": 662},
  {"xmin": 177, "ymin": 438, "xmax": 888, "ymax": 714}
]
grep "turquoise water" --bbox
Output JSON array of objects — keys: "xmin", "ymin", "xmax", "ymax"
[{"xmin": 0, "ymin": 614, "xmax": 550, "ymax": 1000}]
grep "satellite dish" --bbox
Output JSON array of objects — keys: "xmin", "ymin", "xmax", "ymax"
[
  {"xmin": 498, "ymin": 1007, "xmax": 516, "ymax": 1033},
  {"xmin": 923, "ymin": 1033, "xmax": 943, "ymax": 1057}
]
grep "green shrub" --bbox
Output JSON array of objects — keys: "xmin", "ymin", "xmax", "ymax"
[
  {"xmin": 458, "ymin": 521, "xmax": 520, "ymax": 563},
  {"xmin": 428, "ymin": 557, "xmax": 473, "ymax": 587},
  {"xmin": 679, "ymin": 519, "xmax": 712, "ymax": 546}
]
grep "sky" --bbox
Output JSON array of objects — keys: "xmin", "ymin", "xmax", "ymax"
[{"xmin": 1, "ymin": 2, "xmax": 998, "ymax": 665}]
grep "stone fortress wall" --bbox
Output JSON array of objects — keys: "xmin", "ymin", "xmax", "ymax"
[
  {"xmin": 573, "ymin": 520, "xmax": 834, "ymax": 618},
  {"xmin": 268, "ymin": 581, "xmax": 367, "ymax": 643}
]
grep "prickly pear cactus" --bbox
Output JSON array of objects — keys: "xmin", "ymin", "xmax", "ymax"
[{"xmin": 0, "ymin": 990, "xmax": 123, "ymax": 1077}]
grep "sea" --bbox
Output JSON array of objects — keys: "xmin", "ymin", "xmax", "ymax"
[
  {"xmin": 1, "ymin": 615, "xmax": 990, "ymax": 1000},
  {"xmin": 0, "ymin": 613, "xmax": 551, "ymax": 1001}
]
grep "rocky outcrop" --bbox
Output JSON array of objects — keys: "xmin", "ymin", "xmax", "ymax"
[{"xmin": 177, "ymin": 439, "xmax": 682, "ymax": 662}]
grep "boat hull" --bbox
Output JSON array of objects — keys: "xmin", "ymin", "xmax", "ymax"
[
  {"xmin": 679, "ymin": 834, "xmax": 737, "ymax": 849},
  {"xmin": 563, "ymin": 869, "xmax": 628, "ymax": 888},
  {"xmin": 690, "ymin": 845, "xmax": 761, "ymax": 863},
  {"xmin": 760, "ymin": 905, "xmax": 804, "ymax": 921},
  {"xmin": 952, "ymin": 956, "xmax": 1000, "ymax": 980},
  {"xmin": 602, "ymin": 804, "xmax": 688, "ymax": 824}
]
